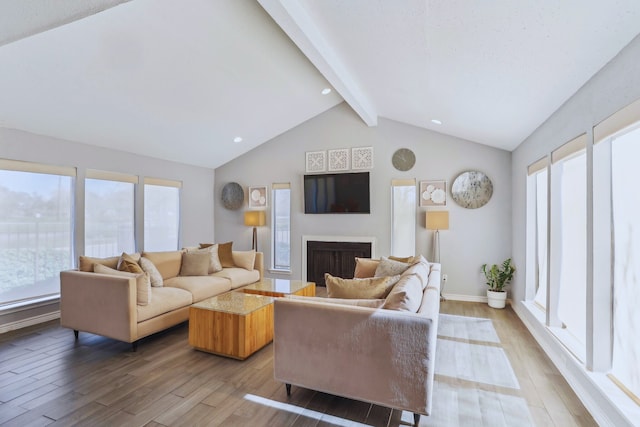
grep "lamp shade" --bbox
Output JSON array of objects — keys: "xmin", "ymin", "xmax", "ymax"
[
  {"xmin": 426, "ymin": 210, "xmax": 449, "ymax": 230},
  {"xmin": 244, "ymin": 210, "xmax": 266, "ymax": 227}
]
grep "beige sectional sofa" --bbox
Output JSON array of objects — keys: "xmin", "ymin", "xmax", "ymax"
[
  {"xmin": 273, "ymin": 256, "xmax": 440, "ymax": 426},
  {"xmin": 60, "ymin": 248, "xmax": 263, "ymax": 350}
]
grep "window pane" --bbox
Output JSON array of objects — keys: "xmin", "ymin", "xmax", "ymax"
[
  {"xmin": 556, "ymin": 153, "xmax": 587, "ymax": 348},
  {"xmin": 0, "ymin": 170, "xmax": 73, "ymax": 305},
  {"xmin": 144, "ymin": 184, "xmax": 179, "ymax": 251},
  {"xmin": 272, "ymin": 187, "xmax": 290, "ymax": 270},
  {"xmin": 85, "ymin": 178, "xmax": 135, "ymax": 257},
  {"xmin": 611, "ymin": 127, "xmax": 640, "ymax": 399},
  {"xmin": 534, "ymin": 169, "xmax": 548, "ymax": 310}
]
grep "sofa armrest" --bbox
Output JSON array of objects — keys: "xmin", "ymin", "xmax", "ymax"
[
  {"xmin": 60, "ymin": 270, "xmax": 137, "ymax": 343},
  {"xmin": 274, "ymin": 298, "xmax": 437, "ymax": 415},
  {"xmin": 254, "ymin": 252, "xmax": 264, "ymax": 280}
]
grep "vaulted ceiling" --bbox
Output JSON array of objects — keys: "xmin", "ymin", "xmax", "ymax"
[{"xmin": 1, "ymin": 0, "xmax": 640, "ymax": 169}]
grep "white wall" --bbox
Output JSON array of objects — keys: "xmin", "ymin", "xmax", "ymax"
[
  {"xmin": 215, "ymin": 103, "xmax": 512, "ymax": 298},
  {"xmin": 511, "ymin": 34, "xmax": 640, "ymax": 427}
]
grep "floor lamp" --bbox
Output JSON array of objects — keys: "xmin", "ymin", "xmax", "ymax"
[
  {"xmin": 244, "ymin": 211, "xmax": 266, "ymax": 251},
  {"xmin": 426, "ymin": 210, "xmax": 449, "ymax": 300}
]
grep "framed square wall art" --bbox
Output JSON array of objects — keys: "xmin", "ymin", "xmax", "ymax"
[
  {"xmin": 248, "ymin": 186, "xmax": 268, "ymax": 208},
  {"xmin": 328, "ymin": 148, "xmax": 350, "ymax": 171},
  {"xmin": 306, "ymin": 151, "xmax": 326, "ymax": 173},
  {"xmin": 420, "ymin": 180, "xmax": 447, "ymax": 207},
  {"xmin": 351, "ymin": 146, "xmax": 374, "ymax": 170}
]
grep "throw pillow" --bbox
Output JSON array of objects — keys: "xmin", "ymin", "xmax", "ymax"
[
  {"xmin": 179, "ymin": 252, "xmax": 210, "ymax": 276},
  {"xmin": 232, "ymin": 250, "xmax": 256, "ymax": 271},
  {"xmin": 94, "ymin": 264, "xmax": 151, "ymax": 306},
  {"xmin": 325, "ymin": 273, "xmax": 400, "ymax": 299},
  {"xmin": 187, "ymin": 245, "xmax": 222, "ymax": 273},
  {"xmin": 353, "ymin": 257, "xmax": 380, "ymax": 278},
  {"xmin": 140, "ymin": 256, "xmax": 163, "ymax": 287},
  {"xmin": 217, "ymin": 241, "xmax": 234, "ymax": 268},
  {"xmin": 389, "ymin": 255, "xmax": 414, "ymax": 263},
  {"xmin": 78, "ymin": 255, "xmax": 119, "ymax": 272},
  {"xmin": 382, "ymin": 274, "xmax": 423, "ymax": 312},
  {"xmin": 117, "ymin": 253, "xmax": 144, "ymax": 274},
  {"xmin": 374, "ymin": 256, "xmax": 411, "ymax": 277}
]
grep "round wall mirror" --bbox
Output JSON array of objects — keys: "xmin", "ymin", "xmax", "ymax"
[{"xmin": 451, "ymin": 171, "xmax": 493, "ymax": 209}]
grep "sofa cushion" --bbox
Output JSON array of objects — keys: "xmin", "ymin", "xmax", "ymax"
[
  {"xmin": 164, "ymin": 275, "xmax": 232, "ymax": 303},
  {"xmin": 325, "ymin": 273, "xmax": 400, "ymax": 299},
  {"xmin": 211, "ymin": 267, "xmax": 260, "ymax": 289},
  {"xmin": 137, "ymin": 287, "xmax": 193, "ymax": 322},
  {"xmin": 78, "ymin": 255, "xmax": 120, "ymax": 272},
  {"xmin": 186, "ymin": 245, "xmax": 222, "ymax": 273},
  {"xmin": 180, "ymin": 252, "xmax": 210, "ymax": 276},
  {"xmin": 232, "ymin": 250, "xmax": 256, "ymax": 270},
  {"xmin": 382, "ymin": 274, "xmax": 423, "ymax": 312},
  {"xmin": 353, "ymin": 257, "xmax": 380, "ymax": 278},
  {"xmin": 402, "ymin": 256, "xmax": 431, "ymax": 289},
  {"xmin": 94, "ymin": 264, "xmax": 151, "ymax": 306},
  {"xmin": 389, "ymin": 255, "xmax": 415, "ymax": 263},
  {"xmin": 141, "ymin": 251, "xmax": 183, "ymax": 280},
  {"xmin": 140, "ymin": 257, "xmax": 163, "ymax": 287},
  {"xmin": 374, "ymin": 256, "xmax": 411, "ymax": 277}
]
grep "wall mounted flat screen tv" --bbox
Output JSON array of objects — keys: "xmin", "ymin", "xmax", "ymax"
[{"xmin": 304, "ymin": 172, "xmax": 370, "ymax": 214}]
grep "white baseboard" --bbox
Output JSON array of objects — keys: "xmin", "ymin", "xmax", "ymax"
[
  {"xmin": 512, "ymin": 302, "xmax": 637, "ymax": 427},
  {"xmin": 0, "ymin": 311, "xmax": 60, "ymax": 334},
  {"xmin": 442, "ymin": 293, "xmax": 488, "ymax": 303}
]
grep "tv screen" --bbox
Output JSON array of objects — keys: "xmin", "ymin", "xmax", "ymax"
[{"xmin": 304, "ymin": 172, "xmax": 370, "ymax": 214}]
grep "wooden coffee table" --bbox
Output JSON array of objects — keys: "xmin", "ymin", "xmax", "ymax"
[
  {"xmin": 241, "ymin": 278, "xmax": 316, "ymax": 298},
  {"xmin": 189, "ymin": 292, "xmax": 274, "ymax": 360}
]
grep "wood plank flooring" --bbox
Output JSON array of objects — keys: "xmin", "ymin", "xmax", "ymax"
[{"xmin": 0, "ymin": 301, "xmax": 597, "ymax": 426}]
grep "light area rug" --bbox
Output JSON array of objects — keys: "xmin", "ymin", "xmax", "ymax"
[{"xmin": 438, "ymin": 313, "xmax": 501, "ymax": 343}]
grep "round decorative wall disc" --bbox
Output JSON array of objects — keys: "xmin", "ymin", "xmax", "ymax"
[
  {"xmin": 451, "ymin": 171, "xmax": 493, "ymax": 209},
  {"xmin": 221, "ymin": 182, "xmax": 244, "ymax": 210}
]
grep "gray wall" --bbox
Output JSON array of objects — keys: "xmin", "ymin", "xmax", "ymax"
[
  {"xmin": 215, "ymin": 103, "xmax": 512, "ymax": 298},
  {"xmin": 0, "ymin": 127, "xmax": 215, "ymax": 330}
]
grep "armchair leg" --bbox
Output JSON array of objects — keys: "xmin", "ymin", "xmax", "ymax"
[
  {"xmin": 73, "ymin": 330, "xmax": 79, "ymax": 340},
  {"xmin": 413, "ymin": 413, "xmax": 420, "ymax": 426},
  {"xmin": 285, "ymin": 383, "xmax": 291, "ymax": 396}
]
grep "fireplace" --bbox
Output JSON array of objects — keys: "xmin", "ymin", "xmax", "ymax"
[{"xmin": 303, "ymin": 236, "xmax": 376, "ymax": 286}]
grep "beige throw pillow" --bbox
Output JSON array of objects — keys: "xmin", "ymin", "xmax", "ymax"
[
  {"xmin": 217, "ymin": 241, "xmax": 234, "ymax": 267},
  {"xmin": 382, "ymin": 274, "xmax": 423, "ymax": 312},
  {"xmin": 325, "ymin": 273, "xmax": 400, "ymax": 299},
  {"xmin": 180, "ymin": 252, "xmax": 210, "ymax": 276},
  {"xmin": 117, "ymin": 253, "xmax": 143, "ymax": 273},
  {"xmin": 187, "ymin": 245, "xmax": 222, "ymax": 273},
  {"xmin": 232, "ymin": 250, "xmax": 256, "ymax": 271},
  {"xmin": 94, "ymin": 264, "xmax": 151, "ymax": 306},
  {"xmin": 78, "ymin": 255, "xmax": 119, "ymax": 272},
  {"xmin": 353, "ymin": 257, "xmax": 380, "ymax": 278},
  {"xmin": 374, "ymin": 256, "xmax": 411, "ymax": 277},
  {"xmin": 140, "ymin": 256, "xmax": 163, "ymax": 287}
]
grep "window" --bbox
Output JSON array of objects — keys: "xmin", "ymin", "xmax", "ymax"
[
  {"xmin": 551, "ymin": 137, "xmax": 587, "ymax": 359},
  {"xmin": 526, "ymin": 157, "xmax": 549, "ymax": 311},
  {"xmin": 391, "ymin": 179, "xmax": 416, "ymax": 257},
  {"xmin": 610, "ymin": 125, "xmax": 640, "ymax": 401},
  {"xmin": 85, "ymin": 171, "xmax": 136, "ymax": 257},
  {"xmin": 144, "ymin": 178, "xmax": 181, "ymax": 251},
  {"xmin": 0, "ymin": 160, "xmax": 74, "ymax": 305},
  {"xmin": 271, "ymin": 183, "xmax": 291, "ymax": 271}
]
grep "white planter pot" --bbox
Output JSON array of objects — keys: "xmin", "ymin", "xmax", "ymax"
[{"xmin": 487, "ymin": 290, "xmax": 507, "ymax": 309}]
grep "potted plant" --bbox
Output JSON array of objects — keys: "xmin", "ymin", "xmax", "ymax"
[{"xmin": 481, "ymin": 258, "xmax": 515, "ymax": 309}]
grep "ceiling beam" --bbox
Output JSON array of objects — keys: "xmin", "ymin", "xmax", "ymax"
[
  {"xmin": 258, "ymin": 0, "xmax": 377, "ymax": 127},
  {"xmin": 0, "ymin": 0, "xmax": 132, "ymax": 47}
]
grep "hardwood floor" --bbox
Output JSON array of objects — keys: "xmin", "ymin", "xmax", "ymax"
[{"xmin": 0, "ymin": 301, "xmax": 597, "ymax": 426}]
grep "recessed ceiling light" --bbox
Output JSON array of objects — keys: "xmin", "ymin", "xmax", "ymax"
[
  {"xmin": 321, "ymin": 88, "xmax": 332, "ymax": 95},
  {"xmin": 431, "ymin": 119, "xmax": 442, "ymax": 125},
  {"xmin": 233, "ymin": 136, "xmax": 243, "ymax": 143}
]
